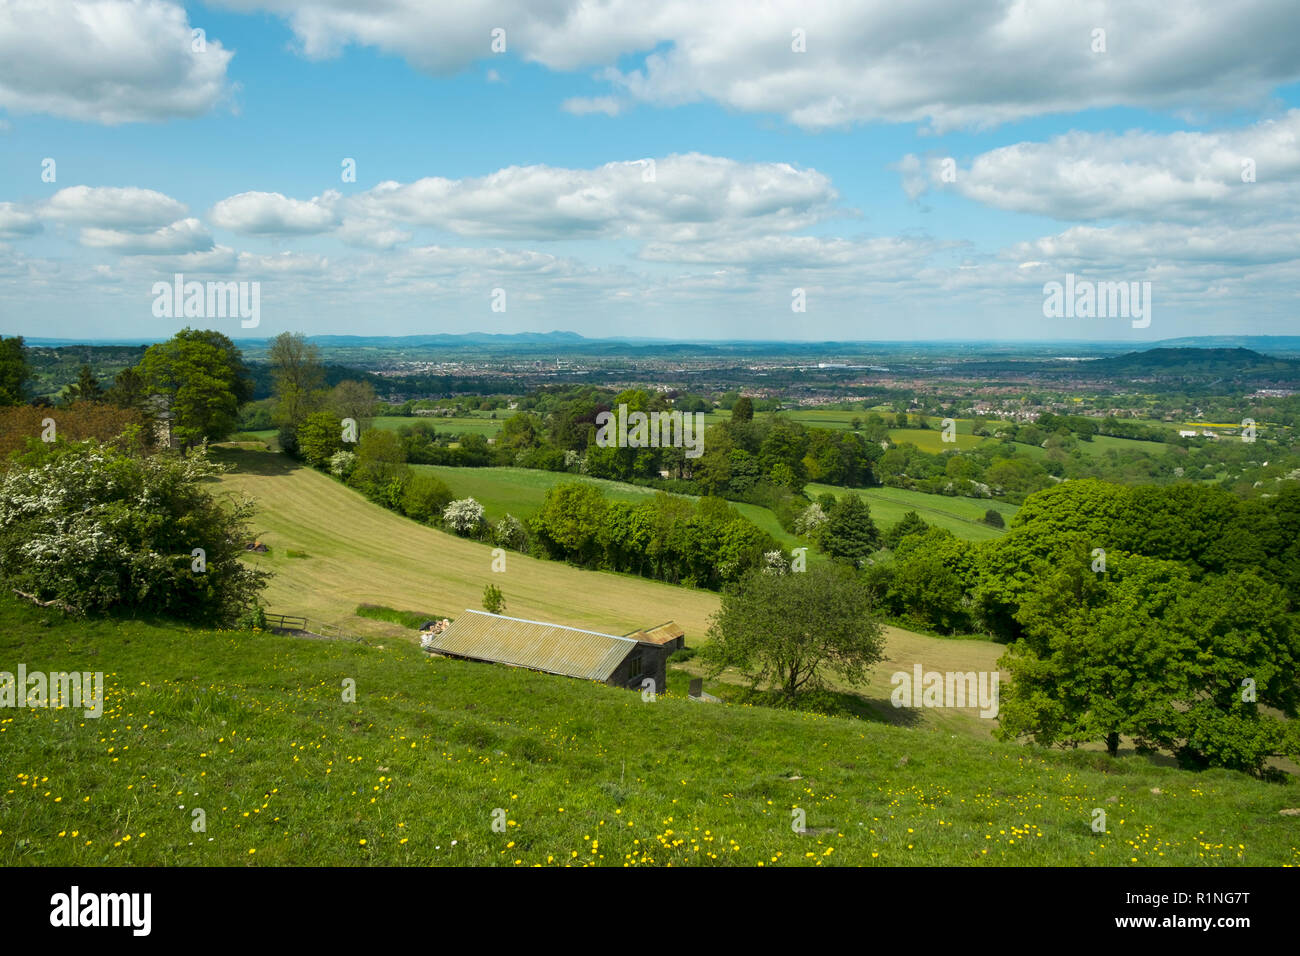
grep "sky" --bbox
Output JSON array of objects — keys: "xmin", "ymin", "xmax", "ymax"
[{"xmin": 1, "ymin": 0, "xmax": 1299, "ymax": 343}]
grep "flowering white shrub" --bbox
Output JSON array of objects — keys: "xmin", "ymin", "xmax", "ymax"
[
  {"xmin": 762, "ymin": 549, "xmax": 789, "ymax": 575},
  {"xmin": 442, "ymin": 497, "xmax": 486, "ymax": 536},
  {"xmin": 328, "ymin": 450, "xmax": 357, "ymax": 478},
  {"xmin": 793, "ymin": 503, "xmax": 828, "ymax": 536},
  {"xmin": 0, "ymin": 440, "xmax": 267, "ymax": 621},
  {"xmin": 493, "ymin": 513, "xmax": 527, "ymax": 550}
]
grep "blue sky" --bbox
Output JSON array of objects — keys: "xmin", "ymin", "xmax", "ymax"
[{"xmin": 2, "ymin": 1, "xmax": 1299, "ymax": 342}]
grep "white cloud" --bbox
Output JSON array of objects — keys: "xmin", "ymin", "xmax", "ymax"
[
  {"xmin": 80, "ymin": 217, "xmax": 213, "ymax": 254},
  {"xmin": 914, "ymin": 111, "xmax": 1300, "ymax": 222},
  {"xmin": 0, "ymin": 202, "xmax": 41, "ymax": 238},
  {"xmin": 218, "ymin": 0, "xmax": 1300, "ymax": 130},
  {"xmin": 0, "ymin": 0, "xmax": 234, "ymax": 123},
  {"xmin": 347, "ymin": 153, "xmax": 838, "ymax": 240},
  {"xmin": 43, "ymin": 186, "xmax": 188, "ymax": 229},
  {"xmin": 210, "ymin": 190, "xmax": 341, "ymax": 234},
  {"xmin": 561, "ymin": 96, "xmax": 623, "ymax": 117}
]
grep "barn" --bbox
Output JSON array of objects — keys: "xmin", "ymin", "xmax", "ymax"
[
  {"xmin": 422, "ymin": 610, "xmax": 677, "ymax": 691},
  {"xmin": 623, "ymin": 621, "xmax": 686, "ymax": 653}
]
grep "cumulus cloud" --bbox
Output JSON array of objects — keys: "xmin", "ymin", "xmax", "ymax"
[
  {"xmin": 0, "ymin": 202, "xmax": 41, "ymax": 238},
  {"xmin": 80, "ymin": 217, "xmax": 213, "ymax": 254},
  {"xmin": 913, "ymin": 111, "xmax": 1300, "ymax": 222},
  {"xmin": 216, "ymin": 0, "xmax": 1300, "ymax": 129},
  {"xmin": 346, "ymin": 153, "xmax": 838, "ymax": 240},
  {"xmin": 43, "ymin": 186, "xmax": 188, "ymax": 229},
  {"xmin": 210, "ymin": 190, "xmax": 341, "ymax": 234},
  {"xmin": 0, "ymin": 0, "xmax": 234, "ymax": 123}
]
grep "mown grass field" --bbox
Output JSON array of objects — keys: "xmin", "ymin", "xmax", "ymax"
[
  {"xmin": 370, "ymin": 415, "xmax": 503, "ymax": 438},
  {"xmin": 3, "ymin": 595, "xmax": 1297, "ymax": 867},
  {"xmin": 412, "ymin": 464, "xmax": 809, "ymax": 554},
  {"xmin": 211, "ymin": 446, "xmax": 1003, "ymax": 735},
  {"xmin": 805, "ymin": 483, "xmax": 1018, "ymax": 542}
]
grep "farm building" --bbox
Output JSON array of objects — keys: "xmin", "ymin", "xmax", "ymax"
[
  {"xmin": 422, "ymin": 610, "xmax": 680, "ymax": 691},
  {"xmin": 623, "ymin": 621, "xmax": 685, "ymax": 653}
]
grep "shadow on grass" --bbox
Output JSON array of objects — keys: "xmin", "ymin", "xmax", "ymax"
[
  {"xmin": 677, "ymin": 675, "xmax": 923, "ymax": 727},
  {"xmin": 209, "ymin": 445, "xmax": 301, "ymax": 477}
]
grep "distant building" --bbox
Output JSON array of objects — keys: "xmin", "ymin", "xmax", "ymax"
[{"xmin": 422, "ymin": 610, "xmax": 678, "ymax": 691}]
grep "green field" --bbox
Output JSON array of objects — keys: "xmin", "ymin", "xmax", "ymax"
[
  {"xmin": 3, "ymin": 593, "xmax": 1296, "ymax": 866},
  {"xmin": 212, "ymin": 446, "xmax": 1006, "ymax": 733},
  {"xmin": 805, "ymin": 483, "xmax": 1018, "ymax": 541},
  {"xmin": 1014, "ymin": 433, "xmax": 1172, "ymax": 460},
  {"xmin": 413, "ymin": 464, "xmax": 809, "ymax": 554},
  {"xmin": 371, "ymin": 415, "xmax": 503, "ymax": 438}
]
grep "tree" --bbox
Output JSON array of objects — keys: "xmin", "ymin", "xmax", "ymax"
[
  {"xmin": 296, "ymin": 411, "xmax": 345, "ymax": 467},
  {"xmin": 329, "ymin": 379, "xmax": 378, "ymax": 430},
  {"xmin": 0, "ymin": 438, "xmax": 268, "ymax": 623},
  {"xmin": 995, "ymin": 550, "xmax": 1300, "ymax": 774},
  {"xmin": 882, "ymin": 510, "xmax": 929, "ymax": 549},
  {"xmin": 269, "ymin": 332, "xmax": 325, "ymax": 431},
  {"xmin": 887, "ymin": 528, "xmax": 978, "ymax": 633},
  {"xmin": 983, "ymin": 509, "xmax": 1005, "ymax": 528},
  {"xmin": 482, "ymin": 583, "xmax": 506, "ymax": 614},
  {"xmin": 137, "ymin": 329, "xmax": 253, "ymax": 448},
  {"xmin": 348, "ymin": 428, "xmax": 409, "ymax": 507},
  {"xmin": 731, "ymin": 396, "xmax": 754, "ymax": 423},
  {"xmin": 0, "ymin": 335, "xmax": 30, "ymax": 406},
  {"xmin": 533, "ymin": 481, "xmax": 608, "ymax": 562},
  {"xmin": 701, "ymin": 562, "xmax": 884, "ymax": 702},
  {"xmin": 401, "ymin": 472, "xmax": 453, "ymax": 523},
  {"xmin": 107, "ymin": 366, "xmax": 149, "ymax": 412},
  {"xmin": 818, "ymin": 492, "xmax": 880, "ymax": 564},
  {"xmin": 62, "ymin": 365, "xmax": 104, "ymax": 405}
]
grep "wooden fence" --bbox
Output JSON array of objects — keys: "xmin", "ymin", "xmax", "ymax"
[{"xmin": 265, "ymin": 612, "xmax": 356, "ymax": 642}]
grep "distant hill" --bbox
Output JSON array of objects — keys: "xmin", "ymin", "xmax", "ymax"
[
  {"xmin": 1152, "ymin": 335, "xmax": 1300, "ymax": 356},
  {"xmin": 1076, "ymin": 347, "xmax": 1300, "ymax": 384}
]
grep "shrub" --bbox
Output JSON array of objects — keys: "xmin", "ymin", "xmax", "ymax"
[
  {"xmin": 443, "ymin": 497, "xmax": 486, "ymax": 536},
  {"xmin": 401, "ymin": 472, "xmax": 454, "ymax": 523},
  {"xmin": 984, "ymin": 509, "xmax": 1005, "ymax": 528},
  {"xmin": 493, "ymin": 513, "xmax": 528, "ymax": 551},
  {"xmin": 482, "ymin": 583, "xmax": 505, "ymax": 614},
  {"xmin": 328, "ymin": 450, "xmax": 357, "ymax": 479},
  {"xmin": 0, "ymin": 439, "xmax": 268, "ymax": 623}
]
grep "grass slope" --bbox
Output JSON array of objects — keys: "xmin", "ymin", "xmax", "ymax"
[
  {"xmin": 213, "ymin": 447, "xmax": 1004, "ymax": 735},
  {"xmin": 2, "ymin": 596, "xmax": 1296, "ymax": 867},
  {"xmin": 805, "ymin": 483, "xmax": 1017, "ymax": 541}
]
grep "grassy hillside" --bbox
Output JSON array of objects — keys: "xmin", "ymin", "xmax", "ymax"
[
  {"xmin": 806, "ymin": 483, "xmax": 1017, "ymax": 541},
  {"xmin": 212, "ymin": 446, "xmax": 1004, "ymax": 735},
  {"xmin": 2, "ymin": 595, "xmax": 1296, "ymax": 867}
]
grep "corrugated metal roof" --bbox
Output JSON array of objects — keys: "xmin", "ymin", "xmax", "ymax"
[
  {"xmin": 624, "ymin": 620, "xmax": 685, "ymax": 644},
  {"xmin": 426, "ymin": 610, "xmax": 637, "ymax": 682}
]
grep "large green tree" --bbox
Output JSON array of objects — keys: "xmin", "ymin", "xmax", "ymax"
[
  {"xmin": 137, "ymin": 329, "xmax": 254, "ymax": 448},
  {"xmin": 997, "ymin": 549, "xmax": 1300, "ymax": 774},
  {"xmin": 818, "ymin": 492, "xmax": 880, "ymax": 565}
]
